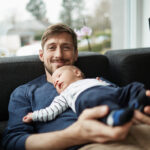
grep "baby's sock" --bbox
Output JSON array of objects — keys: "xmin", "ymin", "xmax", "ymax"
[
  {"xmin": 106, "ymin": 108, "xmax": 134, "ymax": 126},
  {"xmin": 130, "ymin": 89, "xmax": 150, "ymax": 112}
]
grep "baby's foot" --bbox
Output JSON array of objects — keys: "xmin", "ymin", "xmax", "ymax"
[{"xmin": 106, "ymin": 108, "xmax": 134, "ymax": 126}]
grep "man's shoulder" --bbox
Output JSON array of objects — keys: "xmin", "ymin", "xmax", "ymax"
[
  {"xmin": 13, "ymin": 74, "xmax": 47, "ymax": 93},
  {"xmin": 27, "ymin": 74, "xmax": 46, "ymax": 85}
]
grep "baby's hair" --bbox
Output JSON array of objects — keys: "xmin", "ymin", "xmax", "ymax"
[
  {"xmin": 60, "ymin": 65, "xmax": 85, "ymax": 79},
  {"xmin": 70, "ymin": 65, "xmax": 85, "ymax": 79},
  {"xmin": 52, "ymin": 65, "xmax": 85, "ymax": 79}
]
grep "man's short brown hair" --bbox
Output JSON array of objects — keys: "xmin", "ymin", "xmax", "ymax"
[{"xmin": 41, "ymin": 23, "xmax": 78, "ymax": 51}]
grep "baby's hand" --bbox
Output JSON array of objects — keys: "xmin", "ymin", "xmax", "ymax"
[{"xmin": 22, "ymin": 112, "xmax": 33, "ymax": 123}]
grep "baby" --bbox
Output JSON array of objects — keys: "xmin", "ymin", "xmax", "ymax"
[{"xmin": 23, "ymin": 65, "xmax": 150, "ymax": 126}]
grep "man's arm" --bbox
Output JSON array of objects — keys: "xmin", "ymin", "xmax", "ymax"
[
  {"xmin": 25, "ymin": 105, "xmax": 132, "ymax": 150},
  {"xmin": 2, "ymin": 86, "xmax": 34, "ymax": 150}
]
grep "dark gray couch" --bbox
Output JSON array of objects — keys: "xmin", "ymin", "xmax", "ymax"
[{"xmin": 1, "ymin": 48, "xmax": 150, "ymax": 149}]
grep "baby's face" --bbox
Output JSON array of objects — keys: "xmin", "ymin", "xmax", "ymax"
[{"xmin": 52, "ymin": 66, "xmax": 79, "ymax": 93}]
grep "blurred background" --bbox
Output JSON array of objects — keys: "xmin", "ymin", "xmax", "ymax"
[{"xmin": 0, "ymin": 0, "xmax": 150, "ymax": 57}]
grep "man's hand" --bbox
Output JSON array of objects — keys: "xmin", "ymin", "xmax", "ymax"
[
  {"xmin": 133, "ymin": 105, "xmax": 150, "ymax": 125},
  {"xmin": 133, "ymin": 90, "xmax": 150, "ymax": 125},
  {"xmin": 25, "ymin": 106, "xmax": 132, "ymax": 150},
  {"xmin": 66, "ymin": 105, "xmax": 132, "ymax": 145}
]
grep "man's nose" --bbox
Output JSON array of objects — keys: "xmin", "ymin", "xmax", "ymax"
[{"xmin": 54, "ymin": 47, "xmax": 63, "ymax": 58}]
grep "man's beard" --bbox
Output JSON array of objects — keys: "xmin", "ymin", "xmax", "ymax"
[
  {"xmin": 43, "ymin": 63, "xmax": 53, "ymax": 75},
  {"xmin": 43, "ymin": 58, "xmax": 75, "ymax": 75},
  {"xmin": 43, "ymin": 61, "xmax": 68, "ymax": 75}
]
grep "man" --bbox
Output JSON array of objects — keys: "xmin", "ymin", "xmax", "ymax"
[{"xmin": 2, "ymin": 23, "xmax": 150, "ymax": 150}]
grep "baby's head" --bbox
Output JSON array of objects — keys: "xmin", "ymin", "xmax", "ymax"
[{"xmin": 52, "ymin": 65, "xmax": 84, "ymax": 93}]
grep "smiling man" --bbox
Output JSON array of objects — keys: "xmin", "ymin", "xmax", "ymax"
[{"xmin": 2, "ymin": 23, "xmax": 150, "ymax": 150}]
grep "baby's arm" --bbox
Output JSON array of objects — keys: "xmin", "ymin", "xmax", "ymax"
[
  {"xmin": 23, "ymin": 112, "xmax": 33, "ymax": 123},
  {"xmin": 25, "ymin": 95, "xmax": 69, "ymax": 122}
]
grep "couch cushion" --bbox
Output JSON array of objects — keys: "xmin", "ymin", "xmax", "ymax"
[
  {"xmin": 75, "ymin": 52, "xmax": 109, "ymax": 78},
  {"xmin": 105, "ymin": 47, "xmax": 150, "ymax": 88}
]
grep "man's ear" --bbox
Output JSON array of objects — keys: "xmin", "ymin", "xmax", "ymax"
[
  {"xmin": 74, "ymin": 50, "xmax": 78, "ymax": 62},
  {"xmin": 39, "ymin": 49, "xmax": 44, "ymax": 62}
]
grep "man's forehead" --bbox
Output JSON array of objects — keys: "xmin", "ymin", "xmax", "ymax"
[{"xmin": 47, "ymin": 33, "xmax": 72, "ymax": 41}]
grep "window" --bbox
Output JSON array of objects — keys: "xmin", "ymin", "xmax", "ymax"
[
  {"xmin": 0, "ymin": 0, "xmax": 150, "ymax": 57},
  {"xmin": 111, "ymin": 0, "xmax": 150, "ymax": 49}
]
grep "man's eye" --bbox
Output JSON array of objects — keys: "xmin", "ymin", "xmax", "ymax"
[
  {"xmin": 63, "ymin": 46, "xmax": 71, "ymax": 50},
  {"xmin": 58, "ymin": 74, "xmax": 61, "ymax": 77},
  {"xmin": 48, "ymin": 46, "xmax": 55, "ymax": 50}
]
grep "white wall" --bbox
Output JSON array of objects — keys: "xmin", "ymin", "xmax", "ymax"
[
  {"xmin": 111, "ymin": 0, "xmax": 150, "ymax": 50},
  {"xmin": 142, "ymin": 0, "xmax": 150, "ymax": 47},
  {"xmin": 111, "ymin": 0, "xmax": 125, "ymax": 49}
]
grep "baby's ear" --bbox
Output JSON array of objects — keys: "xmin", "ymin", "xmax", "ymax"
[{"xmin": 74, "ymin": 69, "xmax": 82, "ymax": 77}]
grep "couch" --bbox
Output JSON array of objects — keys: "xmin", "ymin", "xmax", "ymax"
[{"xmin": 0, "ymin": 47, "xmax": 150, "ymax": 150}]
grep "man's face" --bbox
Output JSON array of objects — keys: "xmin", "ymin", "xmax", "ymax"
[{"xmin": 39, "ymin": 32, "xmax": 78, "ymax": 76}]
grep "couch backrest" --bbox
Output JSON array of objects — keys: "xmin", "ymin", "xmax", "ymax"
[
  {"xmin": 0, "ymin": 52, "xmax": 109, "ymax": 121},
  {"xmin": 105, "ymin": 47, "xmax": 150, "ymax": 88},
  {"xmin": 0, "ymin": 55, "xmax": 44, "ymax": 121}
]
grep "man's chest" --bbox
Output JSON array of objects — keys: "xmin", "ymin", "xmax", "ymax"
[{"xmin": 29, "ymin": 83, "xmax": 58, "ymax": 110}]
